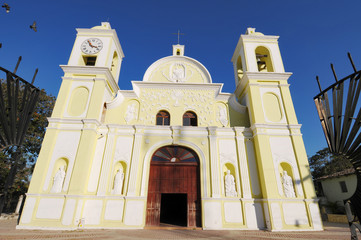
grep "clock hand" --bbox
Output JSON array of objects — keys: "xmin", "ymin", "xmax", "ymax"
[{"xmin": 87, "ymin": 40, "xmax": 95, "ymax": 48}]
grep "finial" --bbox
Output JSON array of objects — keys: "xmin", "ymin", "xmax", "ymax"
[{"xmin": 172, "ymin": 30, "xmax": 185, "ymax": 44}]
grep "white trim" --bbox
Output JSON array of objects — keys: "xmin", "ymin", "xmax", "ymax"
[
  {"xmin": 229, "ymin": 94, "xmax": 247, "ymax": 114},
  {"xmin": 60, "ymin": 65, "xmax": 119, "ymax": 93},
  {"xmin": 132, "ymin": 81, "xmax": 223, "ymax": 98},
  {"xmin": 142, "ymin": 55, "xmax": 212, "ymax": 83},
  {"xmin": 232, "ymin": 34, "xmax": 279, "ymax": 62},
  {"xmin": 243, "ymin": 72, "xmax": 292, "ymax": 81},
  {"xmin": 140, "ymin": 139, "xmax": 208, "ymax": 198},
  {"xmin": 105, "ymin": 90, "xmax": 125, "ymax": 109}
]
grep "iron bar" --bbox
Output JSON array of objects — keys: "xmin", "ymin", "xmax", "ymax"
[
  {"xmin": 348, "ymin": 52, "xmax": 357, "ymax": 73},
  {"xmin": 316, "ymin": 76, "xmax": 322, "ymax": 92},
  {"xmin": 314, "ymin": 53, "xmax": 361, "ymax": 239},
  {"xmin": 13, "ymin": 56, "xmax": 22, "ymax": 74},
  {"xmin": 31, "ymin": 68, "xmax": 38, "ymax": 85},
  {"xmin": 331, "ymin": 64, "xmax": 338, "ymax": 82},
  {"xmin": 0, "ymin": 62, "xmax": 40, "ymax": 215}
]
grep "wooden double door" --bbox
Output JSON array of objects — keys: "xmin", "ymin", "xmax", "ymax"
[{"xmin": 146, "ymin": 146, "xmax": 201, "ymax": 227}]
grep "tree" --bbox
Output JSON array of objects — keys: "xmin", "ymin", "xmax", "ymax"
[
  {"xmin": 0, "ymin": 87, "xmax": 55, "ymax": 213},
  {"xmin": 308, "ymin": 147, "xmax": 353, "ymax": 179}
]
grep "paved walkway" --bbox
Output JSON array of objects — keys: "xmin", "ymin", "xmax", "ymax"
[{"xmin": 0, "ymin": 219, "xmax": 357, "ymax": 240}]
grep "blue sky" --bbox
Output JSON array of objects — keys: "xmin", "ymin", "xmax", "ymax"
[{"xmin": 0, "ymin": 0, "xmax": 360, "ymax": 157}]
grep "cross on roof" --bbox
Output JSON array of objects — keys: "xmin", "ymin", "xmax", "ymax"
[{"xmin": 172, "ymin": 30, "xmax": 185, "ymax": 44}]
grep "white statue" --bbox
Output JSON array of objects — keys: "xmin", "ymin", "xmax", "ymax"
[
  {"xmin": 282, "ymin": 171, "xmax": 295, "ymax": 198},
  {"xmin": 125, "ymin": 103, "xmax": 137, "ymax": 123},
  {"xmin": 50, "ymin": 166, "xmax": 66, "ymax": 193},
  {"xmin": 113, "ymin": 169, "xmax": 124, "ymax": 195},
  {"xmin": 163, "ymin": 63, "xmax": 193, "ymax": 83},
  {"xmin": 218, "ymin": 106, "xmax": 228, "ymax": 127},
  {"xmin": 225, "ymin": 170, "xmax": 237, "ymax": 197},
  {"xmin": 172, "ymin": 63, "xmax": 185, "ymax": 82},
  {"xmin": 171, "ymin": 90, "xmax": 184, "ymax": 106}
]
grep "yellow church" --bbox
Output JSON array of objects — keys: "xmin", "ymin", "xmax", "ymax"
[{"xmin": 17, "ymin": 22, "xmax": 322, "ymax": 231}]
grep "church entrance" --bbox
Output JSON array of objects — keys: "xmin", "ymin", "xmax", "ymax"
[{"xmin": 146, "ymin": 145, "xmax": 201, "ymax": 228}]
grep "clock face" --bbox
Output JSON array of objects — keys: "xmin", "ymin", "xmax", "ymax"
[{"xmin": 81, "ymin": 38, "xmax": 103, "ymax": 54}]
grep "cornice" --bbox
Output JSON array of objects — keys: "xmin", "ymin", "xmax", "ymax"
[
  {"xmin": 241, "ymin": 34, "xmax": 279, "ymax": 42},
  {"xmin": 251, "ymin": 123, "xmax": 302, "ymax": 130},
  {"xmin": 60, "ymin": 65, "xmax": 119, "ymax": 93},
  {"xmin": 243, "ymin": 72, "xmax": 292, "ymax": 81},
  {"xmin": 132, "ymin": 81, "xmax": 224, "ymax": 98}
]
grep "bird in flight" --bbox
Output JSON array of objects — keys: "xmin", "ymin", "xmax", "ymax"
[
  {"xmin": 1, "ymin": 3, "xmax": 10, "ymax": 13},
  {"xmin": 30, "ymin": 21, "xmax": 37, "ymax": 32}
]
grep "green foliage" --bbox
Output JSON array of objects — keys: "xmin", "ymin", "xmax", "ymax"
[{"xmin": 308, "ymin": 147, "xmax": 353, "ymax": 179}]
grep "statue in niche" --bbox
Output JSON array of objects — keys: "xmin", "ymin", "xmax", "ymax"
[
  {"xmin": 282, "ymin": 171, "xmax": 296, "ymax": 198},
  {"xmin": 225, "ymin": 170, "xmax": 237, "ymax": 197},
  {"xmin": 218, "ymin": 106, "xmax": 228, "ymax": 127},
  {"xmin": 113, "ymin": 168, "xmax": 124, "ymax": 195},
  {"xmin": 125, "ymin": 103, "xmax": 137, "ymax": 123},
  {"xmin": 50, "ymin": 166, "xmax": 66, "ymax": 193}
]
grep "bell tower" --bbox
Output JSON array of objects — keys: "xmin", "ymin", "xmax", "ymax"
[
  {"xmin": 231, "ymin": 28, "xmax": 320, "ymax": 230},
  {"xmin": 51, "ymin": 22, "xmax": 124, "ymax": 121},
  {"xmin": 68, "ymin": 22, "xmax": 124, "ymax": 81},
  {"xmin": 23, "ymin": 22, "xmax": 125, "ymax": 214}
]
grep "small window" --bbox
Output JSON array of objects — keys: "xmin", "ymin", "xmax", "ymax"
[
  {"xmin": 156, "ymin": 111, "xmax": 170, "ymax": 126},
  {"xmin": 84, "ymin": 56, "xmax": 97, "ymax": 66},
  {"xmin": 183, "ymin": 111, "xmax": 197, "ymax": 126},
  {"xmin": 176, "ymin": 50, "xmax": 180, "ymax": 55},
  {"xmin": 340, "ymin": 181, "xmax": 348, "ymax": 193}
]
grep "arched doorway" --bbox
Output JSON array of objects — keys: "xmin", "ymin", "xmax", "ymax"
[{"xmin": 146, "ymin": 145, "xmax": 201, "ymax": 227}]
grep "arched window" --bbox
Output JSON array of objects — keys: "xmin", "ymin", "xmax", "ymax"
[
  {"xmin": 183, "ymin": 111, "xmax": 197, "ymax": 126},
  {"xmin": 255, "ymin": 46, "xmax": 274, "ymax": 72},
  {"xmin": 156, "ymin": 111, "xmax": 170, "ymax": 125}
]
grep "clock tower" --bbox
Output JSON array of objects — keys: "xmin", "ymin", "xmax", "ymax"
[{"xmin": 20, "ymin": 23, "xmax": 125, "ymax": 227}]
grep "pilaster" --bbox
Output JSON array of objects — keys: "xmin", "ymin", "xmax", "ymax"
[
  {"xmin": 126, "ymin": 125, "xmax": 144, "ymax": 196},
  {"xmin": 67, "ymin": 120, "xmax": 99, "ymax": 195},
  {"xmin": 207, "ymin": 126, "xmax": 221, "ymax": 198},
  {"xmin": 97, "ymin": 126, "xmax": 117, "ymax": 196},
  {"xmin": 234, "ymin": 127, "xmax": 252, "ymax": 198}
]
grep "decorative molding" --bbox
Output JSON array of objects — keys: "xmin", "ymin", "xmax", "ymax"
[
  {"xmin": 60, "ymin": 65, "xmax": 119, "ymax": 93},
  {"xmin": 228, "ymin": 94, "xmax": 247, "ymax": 114},
  {"xmin": 106, "ymin": 90, "xmax": 125, "ymax": 109},
  {"xmin": 142, "ymin": 55, "xmax": 212, "ymax": 84}
]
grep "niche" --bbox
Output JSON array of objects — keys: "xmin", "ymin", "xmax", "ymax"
[
  {"xmin": 68, "ymin": 86, "xmax": 89, "ymax": 116},
  {"xmin": 263, "ymin": 92, "xmax": 282, "ymax": 122},
  {"xmin": 49, "ymin": 158, "xmax": 68, "ymax": 193},
  {"xmin": 223, "ymin": 163, "xmax": 237, "ymax": 197},
  {"xmin": 112, "ymin": 161, "xmax": 127, "ymax": 195},
  {"xmin": 279, "ymin": 162, "xmax": 296, "ymax": 198}
]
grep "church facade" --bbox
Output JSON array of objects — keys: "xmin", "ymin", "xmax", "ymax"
[{"xmin": 17, "ymin": 23, "xmax": 322, "ymax": 231}]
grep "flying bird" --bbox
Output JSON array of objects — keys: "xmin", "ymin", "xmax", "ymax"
[
  {"xmin": 30, "ymin": 21, "xmax": 37, "ymax": 32},
  {"xmin": 2, "ymin": 3, "xmax": 10, "ymax": 13}
]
